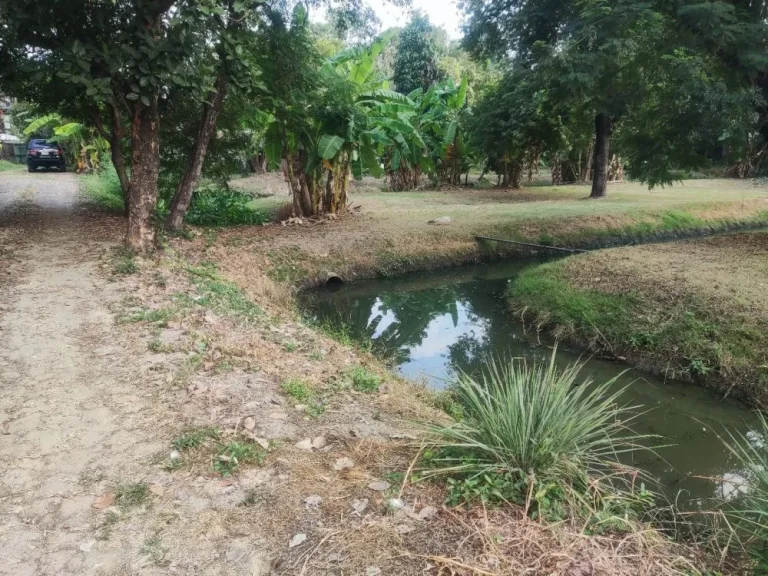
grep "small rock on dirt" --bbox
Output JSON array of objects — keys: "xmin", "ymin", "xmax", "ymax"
[
  {"xmin": 333, "ymin": 457, "xmax": 355, "ymax": 471},
  {"xmin": 79, "ymin": 539, "xmax": 96, "ymax": 553},
  {"xmin": 169, "ymin": 450, "xmax": 181, "ymax": 461},
  {"xmin": 243, "ymin": 416, "xmax": 256, "ymax": 431},
  {"xmin": 366, "ymin": 567, "xmax": 382, "ymax": 576},
  {"xmin": 427, "ymin": 216, "xmax": 452, "ymax": 225},
  {"xmin": 203, "ymin": 361, "xmax": 215, "ymax": 372},
  {"xmin": 289, "ymin": 533, "xmax": 307, "ymax": 548},
  {"xmin": 295, "ymin": 438, "xmax": 314, "ymax": 451},
  {"xmin": 418, "ymin": 506, "xmax": 438, "ymax": 520},
  {"xmin": 368, "ymin": 481, "xmax": 391, "ymax": 492},
  {"xmin": 566, "ymin": 559, "xmax": 594, "ymax": 576},
  {"xmin": 395, "ymin": 524, "xmax": 415, "ymax": 534},
  {"xmin": 253, "ymin": 437, "xmax": 270, "ymax": 450},
  {"xmin": 311, "ymin": 436, "xmax": 327, "ymax": 450},
  {"xmin": 304, "ymin": 495, "xmax": 322, "ymax": 509},
  {"xmin": 351, "ymin": 498, "xmax": 369, "ymax": 515},
  {"xmin": 268, "ymin": 412, "xmax": 288, "ymax": 420},
  {"xmin": 92, "ymin": 492, "xmax": 115, "ymax": 509}
]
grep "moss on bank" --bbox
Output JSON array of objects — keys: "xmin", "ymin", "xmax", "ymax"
[{"xmin": 508, "ymin": 238, "xmax": 768, "ymax": 406}]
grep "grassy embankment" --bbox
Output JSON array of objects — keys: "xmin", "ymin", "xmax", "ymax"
[
  {"xmin": 230, "ymin": 178, "xmax": 768, "ymax": 288},
  {"xmin": 509, "ymin": 233, "xmax": 768, "ymax": 406}
]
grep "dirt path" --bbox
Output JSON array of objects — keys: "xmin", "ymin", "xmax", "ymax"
[{"xmin": 0, "ymin": 174, "xmax": 165, "ymax": 574}]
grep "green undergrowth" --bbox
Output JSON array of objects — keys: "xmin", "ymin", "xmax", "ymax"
[
  {"xmin": 0, "ymin": 159, "xmax": 24, "ymax": 172},
  {"xmin": 508, "ymin": 259, "xmax": 768, "ymax": 401},
  {"xmin": 82, "ymin": 167, "xmax": 125, "ymax": 213}
]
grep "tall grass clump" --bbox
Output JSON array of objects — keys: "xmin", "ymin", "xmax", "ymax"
[
  {"xmin": 423, "ymin": 350, "xmax": 652, "ymax": 524},
  {"xmin": 724, "ymin": 413, "xmax": 768, "ymax": 571},
  {"xmin": 81, "ymin": 165, "xmax": 125, "ymax": 213}
]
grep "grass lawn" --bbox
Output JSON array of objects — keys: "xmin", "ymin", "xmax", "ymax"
[
  {"xmin": 508, "ymin": 232, "xmax": 768, "ymax": 405},
  {"xmin": 0, "ymin": 160, "xmax": 24, "ymax": 172},
  {"xmin": 201, "ymin": 177, "xmax": 768, "ymax": 288}
]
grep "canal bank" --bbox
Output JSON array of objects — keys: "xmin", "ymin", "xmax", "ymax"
[{"xmin": 300, "ymin": 259, "xmax": 761, "ymax": 506}]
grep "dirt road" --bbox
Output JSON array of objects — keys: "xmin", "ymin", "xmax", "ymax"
[{"xmin": 0, "ymin": 174, "xmax": 168, "ymax": 574}]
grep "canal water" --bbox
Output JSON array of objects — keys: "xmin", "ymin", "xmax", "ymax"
[{"xmin": 302, "ymin": 259, "xmax": 761, "ymax": 506}]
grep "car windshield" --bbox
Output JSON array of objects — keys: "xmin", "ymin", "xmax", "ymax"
[{"xmin": 29, "ymin": 139, "xmax": 59, "ymax": 149}]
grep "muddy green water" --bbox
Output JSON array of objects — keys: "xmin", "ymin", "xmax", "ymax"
[{"xmin": 302, "ymin": 259, "xmax": 762, "ymax": 506}]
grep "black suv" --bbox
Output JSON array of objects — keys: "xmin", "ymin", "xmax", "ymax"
[{"xmin": 27, "ymin": 139, "xmax": 66, "ymax": 172}]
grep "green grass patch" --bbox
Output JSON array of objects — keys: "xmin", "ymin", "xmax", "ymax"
[
  {"xmin": 280, "ymin": 378, "xmax": 326, "ymax": 417},
  {"xmin": 115, "ymin": 482, "xmax": 150, "ymax": 510},
  {"xmin": 185, "ymin": 262, "xmax": 262, "ymax": 323},
  {"xmin": 172, "ymin": 426, "xmax": 220, "ymax": 451},
  {"xmin": 214, "ymin": 441, "xmax": 266, "ymax": 476},
  {"xmin": 0, "ymin": 159, "xmax": 23, "ymax": 172},
  {"xmin": 347, "ymin": 365, "xmax": 380, "ymax": 393},
  {"xmin": 81, "ymin": 167, "xmax": 125, "ymax": 213},
  {"xmin": 509, "ymin": 258, "xmax": 767, "ymax": 387}
]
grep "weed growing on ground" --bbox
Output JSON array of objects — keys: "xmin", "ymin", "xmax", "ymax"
[
  {"xmin": 347, "ymin": 365, "xmax": 380, "ymax": 393},
  {"xmin": 281, "ymin": 378, "xmax": 313, "ymax": 402},
  {"xmin": 112, "ymin": 246, "xmax": 138, "ymax": 276},
  {"xmin": 118, "ymin": 307, "xmax": 173, "ymax": 326},
  {"xmin": 422, "ymin": 350, "xmax": 651, "ymax": 523},
  {"xmin": 283, "ymin": 341, "xmax": 298, "ymax": 352},
  {"xmin": 172, "ymin": 427, "xmax": 220, "ymax": 451},
  {"xmin": 115, "ymin": 482, "xmax": 150, "ymax": 510},
  {"xmin": 185, "ymin": 262, "xmax": 262, "ymax": 323},
  {"xmin": 0, "ymin": 159, "xmax": 23, "ymax": 172},
  {"xmin": 280, "ymin": 379, "xmax": 326, "ymax": 417},
  {"xmin": 142, "ymin": 535, "xmax": 169, "ymax": 566},
  {"xmin": 722, "ymin": 413, "xmax": 768, "ymax": 570},
  {"xmin": 214, "ymin": 441, "xmax": 266, "ymax": 476},
  {"xmin": 147, "ymin": 337, "xmax": 163, "ymax": 352}
]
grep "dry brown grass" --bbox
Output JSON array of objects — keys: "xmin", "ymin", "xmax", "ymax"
[{"xmin": 171, "ymin": 177, "xmax": 768, "ymax": 289}]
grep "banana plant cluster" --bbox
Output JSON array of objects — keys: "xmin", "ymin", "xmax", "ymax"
[{"xmin": 22, "ymin": 113, "xmax": 110, "ymax": 173}]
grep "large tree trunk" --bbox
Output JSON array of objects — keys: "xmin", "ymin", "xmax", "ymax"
[
  {"xmin": 165, "ymin": 72, "xmax": 227, "ymax": 231},
  {"xmin": 590, "ymin": 113, "xmax": 612, "ymax": 199},
  {"xmin": 125, "ymin": 96, "xmax": 161, "ymax": 253}
]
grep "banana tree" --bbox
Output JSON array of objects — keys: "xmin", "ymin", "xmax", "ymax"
[
  {"xmin": 415, "ymin": 77, "xmax": 471, "ymax": 186},
  {"xmin": 23, "ymin": 113, "xmax": 109, "ymax": 173},
  {"xmin": 264, "ymin": 21, "xmax": 420, "ymax": 216}
]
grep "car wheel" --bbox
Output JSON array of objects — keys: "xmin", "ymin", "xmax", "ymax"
[
  {"xmin": 59, "ymin": 163, "xmax": 66, "ymax": 172},
  {"xmin": 27, "ymin": 164, "xmax": 37, "ymax": 172}
]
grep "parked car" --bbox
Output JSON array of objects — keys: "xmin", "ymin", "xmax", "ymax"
[{"xmin": 27, "ymin": 139, "xmax": 66, "ymax": 172}]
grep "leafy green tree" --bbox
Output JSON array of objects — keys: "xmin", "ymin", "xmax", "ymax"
[
  {"xmin": 0, "ymin": 0, "xmax": 264, "ymax": 250},
  {"xmin": 393, "ymin": 12, "xmax": 445, "ymax": 95},
  {"xmin": 461, "ymin": 0, "xmax": 767, "ymax": 196}
]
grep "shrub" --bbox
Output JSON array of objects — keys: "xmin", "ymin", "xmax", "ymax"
[
  {"xmin": 348, "ymin": 365, "xmax": 380, "ymax": 393},
  {"xmin": 723, "ymin": 413, "xmax": 768, "ymax": 571},
  {"xmin": 422, "ymin": 350, "xmax": 649, "ymax": 519},
  {"xmin": 184, "ymin": 182, "xmax": 270, "ymax": 227}
]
